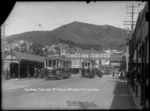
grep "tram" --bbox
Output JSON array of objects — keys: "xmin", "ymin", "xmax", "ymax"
[
  {"xmin": 44, "ymin": 56, "xmax": 72, "ymax": 80},
  {"xmin": 81, "ymin": 59, "xmax": 96, "ymax": 78}
]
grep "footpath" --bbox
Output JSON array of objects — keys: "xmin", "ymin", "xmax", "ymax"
[
  {"xmin": 128, "ymin": 84, "xmax": 143, "ymax": 109},
  {"xmin": 112, "ymin": 75, "xmax": 142, "ymax": 110}
]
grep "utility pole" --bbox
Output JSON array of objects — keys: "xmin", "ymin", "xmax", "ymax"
[
  {"xmin": 1, "ymin": 23, "xmax": 5, "ymax": 78},
  {"xmin": 123, "ymin": 3, "xmax": 138, "ymax": 73},
  {"xmin": 123, "ymin": 3, "xmax": 138, "ymax": 32},
  {"xmin": 1, "ymin": 21, "xmax": 14, "ymax": 79}
]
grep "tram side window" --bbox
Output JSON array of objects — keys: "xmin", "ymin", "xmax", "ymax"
[
  {"xmin": 62, "ymin": 62, "xmax": 65, "ymax": 68},
  {"xmin": 88, "ymin": 63, "xmax": 90, "ymax": 68},
  {"xmin": 56, "ymin": 60, "xmax": 59, "ymax": 68},
  {"xmin": 82, "ymin": 62, "xmax": 84, "ymax": 68},
  {"xmin": 64, "ymin": 62, "xmax": 67, "ymax": 71},
  {"xmin": 85, "ymin": 62, "xmax": 87, "ymax": 67},
  {"xmin": 64, "ymin": 62, "xmax": 69, "ymax": 71},
  {"xmin": 53, "ymin": 60, "xmax": 56, "ymax": 68},
  {"xmin": 46, "ymin": 60, "xmax": 48, "ymax": 67},
  {"xmin": 49, "ymin": 60, "xmax": 52, "ymax": 67}
]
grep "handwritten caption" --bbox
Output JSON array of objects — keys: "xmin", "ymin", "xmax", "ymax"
[{"xmin": 24, "ymin": 88, "xmax": 99, "ymax": 92}]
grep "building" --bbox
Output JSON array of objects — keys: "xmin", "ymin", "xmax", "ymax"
[
  {"xmin": 3, "ymin": 51, "xmax": 45, "ymax": 79},
  {"xmin": 110, "ymin": 53, "xmax": 124, "ymax": 68},
  {"xmin": 128, "ymin": 2, "xmax": 149, "ymax": 109},
  {"xmin": 64, "ymin": 50, "xmax": 123, "ymax": 73}
]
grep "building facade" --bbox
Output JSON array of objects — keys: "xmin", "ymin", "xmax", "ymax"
[
  {"xmin": 128, "ymin": 2, "xmax": 149, "ymax": 109},
  {"xmin": 64, "ymin": 50, "xmax": 123, "ymax": 70}
]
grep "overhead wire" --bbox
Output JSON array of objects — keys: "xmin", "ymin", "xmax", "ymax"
[
  {"xmin": 33, "ymin": 3, "xmax": 73, "ymax": 45},
  {"xmin": 33, "ymin": 3, "xmax": 64, "ymax": 27}
]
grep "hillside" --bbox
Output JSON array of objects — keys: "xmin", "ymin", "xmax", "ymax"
[{"xmin": 5, "ymin": 21, "xmax": 127, "ymax": 50}]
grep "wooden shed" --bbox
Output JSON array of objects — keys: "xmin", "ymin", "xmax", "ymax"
[{"xmin": 4, "ymin": 51, "xmax": 45, "ymax": 79}]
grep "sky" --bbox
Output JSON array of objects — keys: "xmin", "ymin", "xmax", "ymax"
[{"xmin": 3, "ymin": 1, "xmax": 145, "ymax": 36}]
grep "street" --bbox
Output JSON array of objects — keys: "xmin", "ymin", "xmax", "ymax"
[{"xmin": 2, "ymin": 74, "xmax": 137, "ymax": 110}]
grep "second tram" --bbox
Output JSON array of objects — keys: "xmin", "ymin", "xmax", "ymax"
[{"xmin": 81, "ymin": 59, "xmax": 96, "ymax": 78}]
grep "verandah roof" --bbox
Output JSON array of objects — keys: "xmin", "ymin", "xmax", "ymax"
[{"xmin": 5, "ymin": 51, "xmax": 45, "ymax": 63}]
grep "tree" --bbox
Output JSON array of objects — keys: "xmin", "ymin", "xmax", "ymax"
[
  {"xmin": 29, "ymin": 44, "xmax": 44, "ymax": 56},
  {"xmin": 54, "ymin": 46, "xmax": 61, "ymax": 55}
]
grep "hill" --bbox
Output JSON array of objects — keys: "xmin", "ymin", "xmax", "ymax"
[{"xmin": 5, "ymin": 21, "xmax": 127, "ymax": 50}]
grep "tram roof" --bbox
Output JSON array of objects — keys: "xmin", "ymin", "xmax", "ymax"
[{"xmin": 45, "ymin": 56, "xmax": 71, "ymax": 62}]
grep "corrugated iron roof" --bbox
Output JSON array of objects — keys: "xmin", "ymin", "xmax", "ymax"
[{"xmin": 12, "ymin": 51, "xmax": 45, "ymax": 63}]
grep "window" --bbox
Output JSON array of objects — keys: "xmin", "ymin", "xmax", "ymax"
[
  {"xmin": 49, "ymin": 60, "xmax": 52, "ymax": 67},
  {"xmin": 53, "ymin": 60, "xmax": 56, "ymax": 68},
  {"xmin": 82, "ymin": 62, "xmax": 84, "ymax": 68},
  {"xmin": 46, "ymin": 60, "xmax": 48, "ymax": 67},
  {"xmin": 88, "ymin": 63, "xmax": 90, "ymax": 67}
]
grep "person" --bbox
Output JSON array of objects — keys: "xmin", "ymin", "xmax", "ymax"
[
  {"xmin": 39, "ymin": 68, "xmax": 44, "ymax": 79},
  {"xmin": 34, "ymin": 68, "xmax": 37, "ymax": 79},
  {"xmin": 117, "ymin": 70, "xmax": 120, "ymax": 78},
  {"xmin": 5, "ymin": 67, "xmax": 9, "ymax": 80},
  {"xmin": 37, "ymin": 68, "xmax": 41, "ymax": 78},
  {"xmin": 112, "ymin": 69, "xmax": 115, "ymax": 77},
  {"xmin": 37, "ymin": 68, "xmax": 40, "ymax": 78},
  {"xmin": 131, "ymin": 68, "xmax": 136, "ymax": 90},
  {"xmin": 27, "ymin": 68, "xmax": 30, "ymax": 78},
  {"xmin": 126, "ymin": 71, "xmax": 130, "ymax": 84},
  {"xmin": 120, "ymin": 70, "xmax": 123, "ymax": 80}
]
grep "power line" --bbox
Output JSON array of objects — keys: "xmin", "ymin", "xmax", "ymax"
[{"xmin": 33, "ymin": 3, "xmax": 64, "ymax": 27}]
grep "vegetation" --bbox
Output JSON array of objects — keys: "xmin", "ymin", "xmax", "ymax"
[{"xmin": 6, "ymin": 21, "xmax": 126, "ymax": 50}]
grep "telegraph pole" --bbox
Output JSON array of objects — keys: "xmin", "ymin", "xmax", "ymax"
[
  {"xmin": 123, "ymin": 3, "xmax": 138, "ymax": 32},
  {"xmin": 1, "ymin": 23, "xmax": 5, "ymax": 78},
  {"xmin": 123, "ymin": 2, "xmax": 142, "ymax": 97},
  {"xmin": 123, "ymin": 3, "xmax": 138, "ymax": 73}
]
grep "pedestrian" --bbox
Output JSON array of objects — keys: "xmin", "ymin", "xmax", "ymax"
[
  {"xmin": 122, "ymin": 71, "xmax": 125, "ymax": 79},
  {"xmin": 37, "ymin": 68, "xmax": 41, "ymax": 78},
  {"xmin": 27, "ymin": 68, "xmax": 30, "ymax": 78},
  {"xmin": 112, "ymin": 69, "xmax": 115, "ymax": 77},
  {"xmin": 126, "ymin": 71, "xmax": 130, "ymax": 85},
  {"xmin": 39, "ymin": 68, "xmax": 43, "ymax": 79},
  {"xmin": 34, "ymin": 68, "xmax": 37, "ymax": 79},
  {"xmin": 5, "ymin": 67, "xmax": 9, "ymax": 80},
  {"xmin": 120, "ymin": 71, "xmax": 123, "ymax": 80},
  {"xmin": 118, "ymin": 71, "xmax": 120, "ymax": 78}
]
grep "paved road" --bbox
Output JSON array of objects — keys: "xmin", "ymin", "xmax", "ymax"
[{"xmin": 2, "ymin": 74, "xmax": 137, "ymax": 110}]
